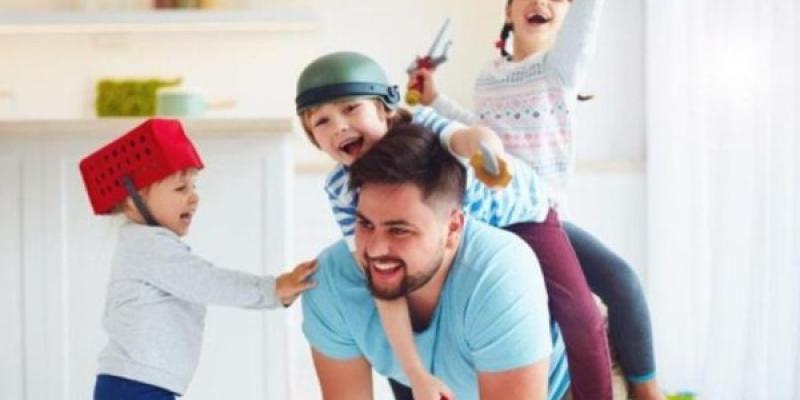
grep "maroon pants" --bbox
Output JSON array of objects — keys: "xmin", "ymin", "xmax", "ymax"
[{"xmin": 506, "ymin": 210, "xmax": 613, "ymax": 400}]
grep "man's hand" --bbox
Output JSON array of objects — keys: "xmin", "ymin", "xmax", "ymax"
[{"xmin": 276, "ymin": 259, "xmax": 317, "ymax": 306}]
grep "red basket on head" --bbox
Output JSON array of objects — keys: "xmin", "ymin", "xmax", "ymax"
[{"xmin": 79, "ymin": 118, "xmax": 204, "ymax": 215}]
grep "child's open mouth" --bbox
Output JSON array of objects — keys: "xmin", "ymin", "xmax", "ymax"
[
  {"xmin": 180, "ymin": 212, "xmax": 192, "ymax": 225},
  {"xmin": 526, "ymin": 13, "xmax": 550, "ymax": 25},
  {"xmin": 338, "ymin": 137, "xmax": 364, "ymax": 157}
]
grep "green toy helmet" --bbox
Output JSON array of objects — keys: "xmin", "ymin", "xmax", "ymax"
[{"xmin": 295, "ymin": 51, "xmax": 401, "ymax": 114}]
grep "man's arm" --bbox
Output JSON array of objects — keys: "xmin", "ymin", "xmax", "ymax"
[
  {"xmin": 312, "ymin": 348, "xmax": 373, "ymax": 400},
  {"xmin": 478, "ymin": 358, "xmax": 550, "ymax": 399}
]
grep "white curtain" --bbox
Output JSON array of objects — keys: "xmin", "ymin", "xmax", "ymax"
[{"xmin": 644, "ymin": 1, "xmax": 800, "ymax": 399}]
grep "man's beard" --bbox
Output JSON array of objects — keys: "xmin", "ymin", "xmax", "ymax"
[{"xmin": 364, "ymin": 252, "xmax": 444, "ymax": 300}]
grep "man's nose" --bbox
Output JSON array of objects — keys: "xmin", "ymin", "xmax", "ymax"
[{"xmin": 364, "ymin": 232, "xmax": 389, "ymax": 259}]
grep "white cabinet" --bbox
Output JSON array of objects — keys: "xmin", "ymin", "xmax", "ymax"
[{"xmin": 0, "ymin": 118, "xmax": 296, "ymax": 400}]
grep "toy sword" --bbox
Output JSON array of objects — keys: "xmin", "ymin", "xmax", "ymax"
[
  {"xmin": 405, "ymin": 18, "xmax": 452, "ymax": 105},
  {"xmin": 471, "ymin": 139, "xmax": 512, "ymax": 188},
  {"xmin": 479, "ymin": 140, "xmax": 500, "ymax": 177}
]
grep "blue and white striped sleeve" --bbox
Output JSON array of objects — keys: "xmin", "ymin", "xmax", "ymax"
[
  {"xmin": 324, "ymin": 166, "xmax": 358, "ymax": 251},
  {"xmin": 462, "ymin": 155, "xmax": 550, "ymax": 226},
  {"xmin": 411, "ymin": 106, "xmax": 466, "ymax": 157}
]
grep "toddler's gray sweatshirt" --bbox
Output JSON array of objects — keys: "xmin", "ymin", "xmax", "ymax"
[{"xmin": 96, "ymin": 223, "xmax": 280, "ymax": 394}]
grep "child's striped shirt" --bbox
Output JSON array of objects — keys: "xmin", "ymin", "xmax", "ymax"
[{"xmin": 324, "ymin": 107, "xmax": 550, "ymax": 250}]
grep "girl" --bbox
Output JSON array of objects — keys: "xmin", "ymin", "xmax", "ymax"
[
  {"xmin": 408, "ymin": 0, "xmax": 664, "ymax": 398},
  {"xmin": 295, "ymin": 51, "xmax": 612, "ymax": 400},
  {"xmin": 79, "ymin": 118, "xmax": 317, "ymax": 400}
]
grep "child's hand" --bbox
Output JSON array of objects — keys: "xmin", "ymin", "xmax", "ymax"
[
  {"xmin": 276, "ymin": 259, "xmax": 317, "ymax": 306},
  {"xmin": 471, "ymin": 151, "xmax": 512, "ymax": 189},
  {"xmin": 409, "ymin": 371, "xmax": 454, "ymax": 400},
  {"xmin": 407, "ymin": 69, "xmax": 440, "ymax": 106},
  {"xmin": 450, "ymin": 125, "xmax": 504, "ymax": 159},
  {"xmin": 463, "ymin": 126, "xmax": 513, "ymax": 189}
]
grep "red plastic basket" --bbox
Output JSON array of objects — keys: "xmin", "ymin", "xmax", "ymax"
[{"xmin": 79, "ymin": 118, "xmax": 204, "ymax": 215}]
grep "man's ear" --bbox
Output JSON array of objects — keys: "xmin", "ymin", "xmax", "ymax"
[{"xmin": 445, "ymin": 208, "xmax": 464, "ymax": 250}]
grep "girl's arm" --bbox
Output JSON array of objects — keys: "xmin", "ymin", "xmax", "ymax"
[
  {"xmin": 548, "ymin": 0, "xmax": 605, "ymax": 90},
  {"xmin": 409, "ymin": 68, "xmax": 479, "ymax": 125},
  {"xmin": 376, "ymin": 299, "xmax": 453, "ymax": 400},
  {"xmin": 431, "ymin": 93, "xmax": 479, "ymax": 125}
]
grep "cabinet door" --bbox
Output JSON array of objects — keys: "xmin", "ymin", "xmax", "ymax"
[
  {"xmin": 0, "ymin": 139, "xmax": 25, "ymax": 400},
  {"xmin": 25, "ymin": 132, "xmax": 293, "ymax": 400}
]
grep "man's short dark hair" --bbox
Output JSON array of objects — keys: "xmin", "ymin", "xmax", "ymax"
[{"xmin": 348, "ymin": 123, "xmax": 466, "ymax": 209}]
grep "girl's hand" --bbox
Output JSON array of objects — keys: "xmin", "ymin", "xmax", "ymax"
[
  {"xmin": 407, "ymin": 69, "xmax": 440, "ymax": 106},
  {"xmin": 409, "ymin": 371, "xmax": 454, "ymax": 400},
  {"xmin": 276, "ymin": 259, "xmax": 317, "ymax": 306}
]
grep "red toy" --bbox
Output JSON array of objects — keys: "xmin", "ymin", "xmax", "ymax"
[
  {"xmin": 79, "ymin": 118, "xmax": 204, "ymax": 215},
  {"xmin": 405, "ymin": 18, "xmax": 452, "ymax": 105}
]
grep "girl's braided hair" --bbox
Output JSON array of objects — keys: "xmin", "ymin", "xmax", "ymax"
[{"xmin": 495, "ymin": 22, "xmax": 513, "ymax": 61}]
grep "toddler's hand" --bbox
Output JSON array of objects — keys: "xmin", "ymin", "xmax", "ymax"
[
  {"xmin": 409, "ymin": 371, "xmax": 454, "ymax": 400},
  {"xmin": 276, "ymin": 259, "xmax": 317, "ymax": 306}
]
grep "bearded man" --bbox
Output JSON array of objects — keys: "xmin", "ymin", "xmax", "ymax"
[{"xmin": 301, "ymin": 124, "xmax": 569, "ymax": 400}]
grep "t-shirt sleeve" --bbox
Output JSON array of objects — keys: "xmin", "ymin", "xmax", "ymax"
[
  {"xmin": 463, "ymin": 239, "xmax": 553, "ymax": 372},
  {"xmin": 301, "ymin": 242, "xmax": 362, "ymax": 359}
]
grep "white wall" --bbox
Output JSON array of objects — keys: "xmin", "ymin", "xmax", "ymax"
[
  {"xmin": 0, "ymin": 0, "xmax": 645, "ymax": 261},
  {"xmin": 0, "ymin": 0, "xmax": 646, "ymax": 397}
]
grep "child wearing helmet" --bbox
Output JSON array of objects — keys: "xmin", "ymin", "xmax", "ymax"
[
  {"xmin": 296, "ymin": 51, "xmax": 605, "ymax": 400},
  {"xmin": 80, "ymin": 118, "xmax": 317, "ymax": 400}
]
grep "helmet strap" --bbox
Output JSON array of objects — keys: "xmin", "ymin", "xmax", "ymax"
[{"xmin": 122, "ymin": 175, "xmax": 159, "ymax": 226}]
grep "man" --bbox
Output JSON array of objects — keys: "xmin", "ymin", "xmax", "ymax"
[{"xmin": 302, "ymin": 124, "xmax": 569, "ymax": 400}]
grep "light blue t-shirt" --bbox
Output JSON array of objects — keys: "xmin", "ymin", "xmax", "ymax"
[{"xmin": 302, "ymin": 219, "xmax": 570, "ymax": 400}]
